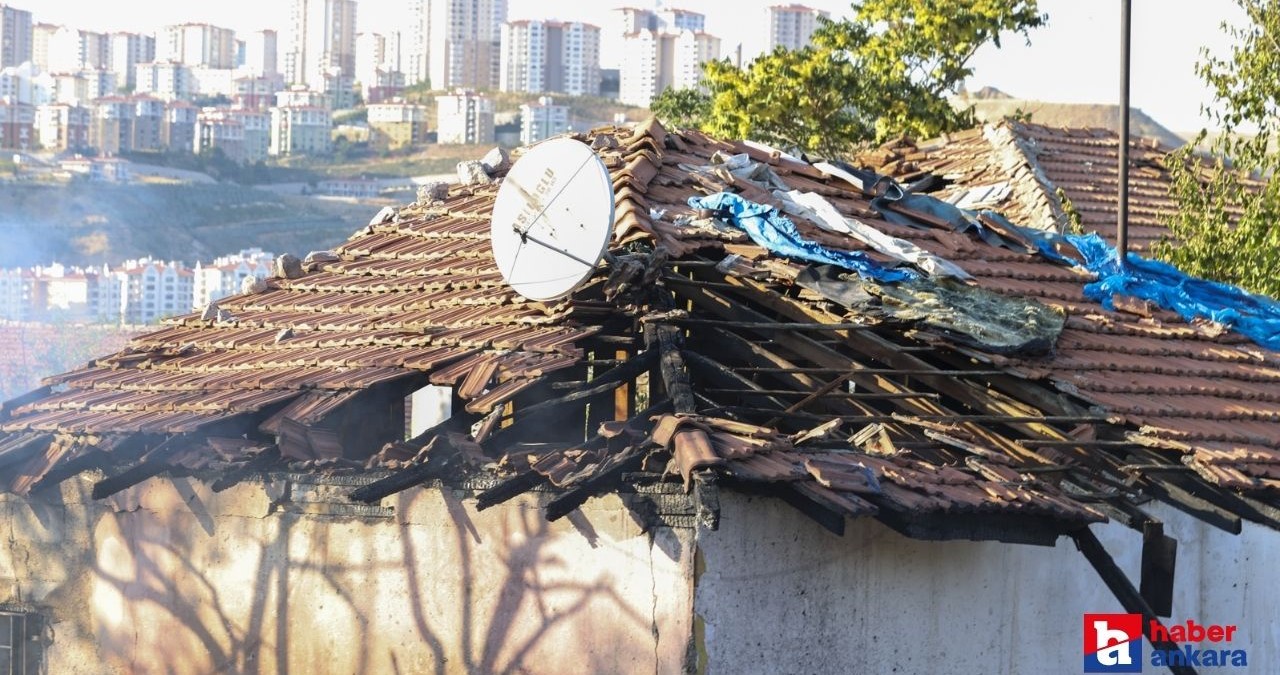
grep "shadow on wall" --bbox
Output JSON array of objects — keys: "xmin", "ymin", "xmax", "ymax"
[{"xmin": 8, "ymin": 477, "xmax": 673, "ymax": 675}]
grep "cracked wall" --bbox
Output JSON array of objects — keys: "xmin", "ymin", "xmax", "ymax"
[{"xmin": 1, "ymin": 476, "xmax": 696, "ymax": 674}]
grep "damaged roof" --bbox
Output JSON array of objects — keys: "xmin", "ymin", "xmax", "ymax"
[
  {"xmin": 3, "ymin": 118, "xmax": 1280, "ymax": 543},
  {"xmin": 862, "ymin": 121, "xmax": 1181, "ymax": 251}
]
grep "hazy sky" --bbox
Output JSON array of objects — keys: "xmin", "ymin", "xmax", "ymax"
[{"xmin": 23, "ymin": 0, "xmax": 1247, "ymax": 132}]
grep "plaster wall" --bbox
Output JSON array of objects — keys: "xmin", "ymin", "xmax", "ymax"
[
  {"xmin": 694, "ymin": 493, "xmax": 1280, "ymax": 675},
  {"xmin": 0, "ymin": 476, "xmax": 695, "ymax": 674}
]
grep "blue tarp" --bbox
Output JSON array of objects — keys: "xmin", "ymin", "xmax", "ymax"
[
  {"xmin": 688, "ymin": 192, "xmax": 918, "ymax": 283},
  {"xmin": 1063, "ymin": 233, "xmax": 1280, "ymax": 350},
  {"xmin": 692, "ymin": 183, "xmax": 1280, "ymax": 352}
]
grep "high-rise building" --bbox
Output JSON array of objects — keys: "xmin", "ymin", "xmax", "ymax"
[
  {"xmin": 134, "ymin": 61, "xmax": 192, "ymax": 101},
  {"xmin": 242, "ymin": 30, "xmax": 278, "ymax": 78},
  {"xmin": 285, "ymin": 0, "xmax": 357, "ymax": 91},
  {"xmin": 356, "ymin": 31, "xmax": 406, "ymax": 99},
  {"xmin": 435, "ymin": 90, "xmax": 493, "ymax": 144},
  {"xmin": 410, "ymin": 0, "xmax": 506, "ymax": 91},
  {"xmin": 45, "ymin": 27, "xmax": 111, "ymax": 73},
  {"xmin": 111, "ymin": 33, "xmax": 156, "ymax": 90},
  {"xmin": 31, "ymin": 23, "xmax": 57, "ymax": 72},
  {"xmin": 766, "ymin": 4, "xmax": 829, "ymax": 51},
  {"xmin": 0, "ymin": 61, "xmax": 38, "ymax": 104},
  {"xmin": 618, "ymin": 28, "xmax": 719, "ymax": 108},
  {"xmin": 670, "ymin": 30, "xmax": 719, "ymax": 91},
  {"xmin": 519, "ymin": 96, "xmax": 568, "ymax": 144},
  {"xmin": 657, "ymin": 8, "xmax": 705, "ymax": 33},
  {"xmin": 0, "ymin": 5, "xmax": 32, "ymax": 69},
  {"xmin": 500, "ymin": 20, "xmax": 600, "ymax": 97},
  {"xmin": 157, "ymin": 24, "xmax": 237, "ymax": 69}
]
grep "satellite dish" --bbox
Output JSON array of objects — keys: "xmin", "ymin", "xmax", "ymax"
[{"xmin": 490, "ymin": 137, "xmax": 615, "ymax": 301}]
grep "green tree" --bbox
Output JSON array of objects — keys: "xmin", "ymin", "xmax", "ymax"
[
  {"xmin": 687, "ymin": 0, "xmax": 1044, "ymax": 156},
  {"xmin": 1157, "ymin": 0, "xmax": 1280, "ymax": 297},
  {"xmin": 650, "ymin": 87, "xmax": 712, "ymax": 130}
]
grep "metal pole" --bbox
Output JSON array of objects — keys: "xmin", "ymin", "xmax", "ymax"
[{"xmin": 1118, "ymin": 0, "xmax": 1132, "ymax": 266}]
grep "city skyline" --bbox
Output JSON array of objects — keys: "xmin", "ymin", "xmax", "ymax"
[{"xmin": 14, "ymin": 0, "xmax": 1251, "ymax": 133}]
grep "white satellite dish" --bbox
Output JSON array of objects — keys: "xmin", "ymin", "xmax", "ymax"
[{"xmin": 490, "ymin": 137, "xmax": 615, "ymax": 301}]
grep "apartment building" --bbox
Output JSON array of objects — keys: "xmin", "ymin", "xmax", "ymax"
[
  {"xmin": 410, "ymin": 0, "xmax": 507, "ymax": 91},
  {"xmin": 0, "ymin": 98, "xmax": 34, "ymax": 150},
  {"xmin": 766, "ymin": 4, "xmax": 829, "ymax": 51},
  {"xmin": 35, "ymin": 103, "xmax": 90, "ymax": 151},
  {"xmin": 157, "ymin": 23, "xmax": 237, "ymax": 69},
  {"xmin": 111, "ymin": 32, "xmax": 156, "ymax": 89},
  {"xmin": 116, "ymin": 258, "xmax": 195, "ymax": 325},
  {"xmin": 435, "ymin": 90, "xmax": 494, "ymax": 145},
  {"xmin": 242, "ymin": 30, "xmax": 278, "ymax": 78},
  {"xmin": 135, "ymin": 61, "xmax": 193, "ymax": 101},
  {"xmin": 269, "ymin": 104, "xmax": 331, "ymax": 156},
  {"xmin": 367, "ymin": 100, "xmax": 428, "ymax": 151},
  {"xmin": 618, "ymin": 28, "xmax": 719, "ymax": 107},
  {"xmin": 192, "ymin": 249, "xmax": 274, "ymax": 310},
  {"xmin": 162, "ymin": 100, "xmax": 197, "ymax": 152},
  {"xmin": 500, "ymin": 20, "xmax": 600, "ymax": 97},
  {"xmin": 285, "ymin": 0, "xmax": 357, "ymax": 89},
  {"xmin": 0, "ymin": 4, "xmax": 32, "ymax": 69},
  {"xmin": 519, "ymin": 96, "xmax": 568, "ymax": 144}
]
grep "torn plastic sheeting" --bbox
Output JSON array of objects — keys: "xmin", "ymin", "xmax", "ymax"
[
  {"xmin": 796, "ymin": 264, "xmax": 1065, "ymax": 355},
  {"xmin": 688, "ymin": 192, "xmax": 917, "ymax": 283},
  {"xmin": 774, "ymin": 188, "xmax": 973, "ymax": 280},
  {"xmin": 1067, "ymin": 232, "xmax": 1280, "ymax": 351}
]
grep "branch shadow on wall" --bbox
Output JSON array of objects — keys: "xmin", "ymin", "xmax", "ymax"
[{"xmin": 11, "ymin": 476, "xmax": 660, "ymax": 674}]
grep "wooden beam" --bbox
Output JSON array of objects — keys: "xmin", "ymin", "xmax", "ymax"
[
  {"xmin": 1071, "ymin": 528, "xmax": 1198, "ymax": 675},
  {"xmin": 544, "ymin": 443, "xmax": 649, "ymax": 521},
  {"xmin": 652, "ymin": 323, "xmax": 696, "ymax": 414},
  {"xmin": 349, "ymin": 437, "xmax": 459, "ymax": 503},
  {"xmin": 517, "ymin": 349, "xmax": 657, "ymax": 419},
  {"xmin": 614, "ymin": 348, "xmax": 632, "ymax": 421},
  {"xmin": 91, "ymin": 436, "xmax": 186, "ymax": 499},
  {"xmin": 683, "ymin": 350, "xmax": 789, "ymax": 410},
  {"xmin": 210, "ymin": 449, "xmax": 283, "ymax": 493},
  {"xmin": 658, "ymin": 317, "xmax": 877, "ymax": 331},
  {"xmin": 1138, "ymin": 479, "xmax": 1242, "ymax": 535}
]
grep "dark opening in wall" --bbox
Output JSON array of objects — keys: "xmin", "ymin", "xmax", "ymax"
[{"xmin": 0, "ymin": 606, "xmax": 46, "ymax": 675}]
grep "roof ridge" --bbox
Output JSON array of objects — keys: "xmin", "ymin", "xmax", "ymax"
[{"xmin": 984, "ymin": 121, "xmax": 1070, "ymax": 232}]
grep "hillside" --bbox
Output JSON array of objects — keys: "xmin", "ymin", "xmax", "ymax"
[
  {"xmin": 952, "ymin": 94, "xmax": 1186, "ymax": 149},
  {"xmin": 0, "ymin": 182, "xmax": 370, "ymax": 268}
]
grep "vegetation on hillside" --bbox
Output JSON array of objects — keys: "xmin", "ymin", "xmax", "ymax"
[
  {"xmin": 122, "ymin": 149, "xmax": 320, "ymax": 185},
  {"xmin": 650, "ymin": 0, "xmax": 1046, "ymax": 157},
  {"xmin": 1157, "ymin": 0, "xmax": 1280, "ymax": 297}
]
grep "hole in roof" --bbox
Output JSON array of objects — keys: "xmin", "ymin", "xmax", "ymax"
[{"xmin": 405, "ymin": 385, "xmax": 451, "ymax": 440}]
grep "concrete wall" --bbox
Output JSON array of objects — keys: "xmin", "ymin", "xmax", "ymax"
[
  {"xmin": 695, "ymin": 493, "xmax": 1280, "ymax": 675},
  {"xmin": 1, "ymin": 476, "xmax": 694, "ymax": 674},
  {"xmin": 5, "ymin": 474, "xmax": 1278, "ymax": 675}
]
